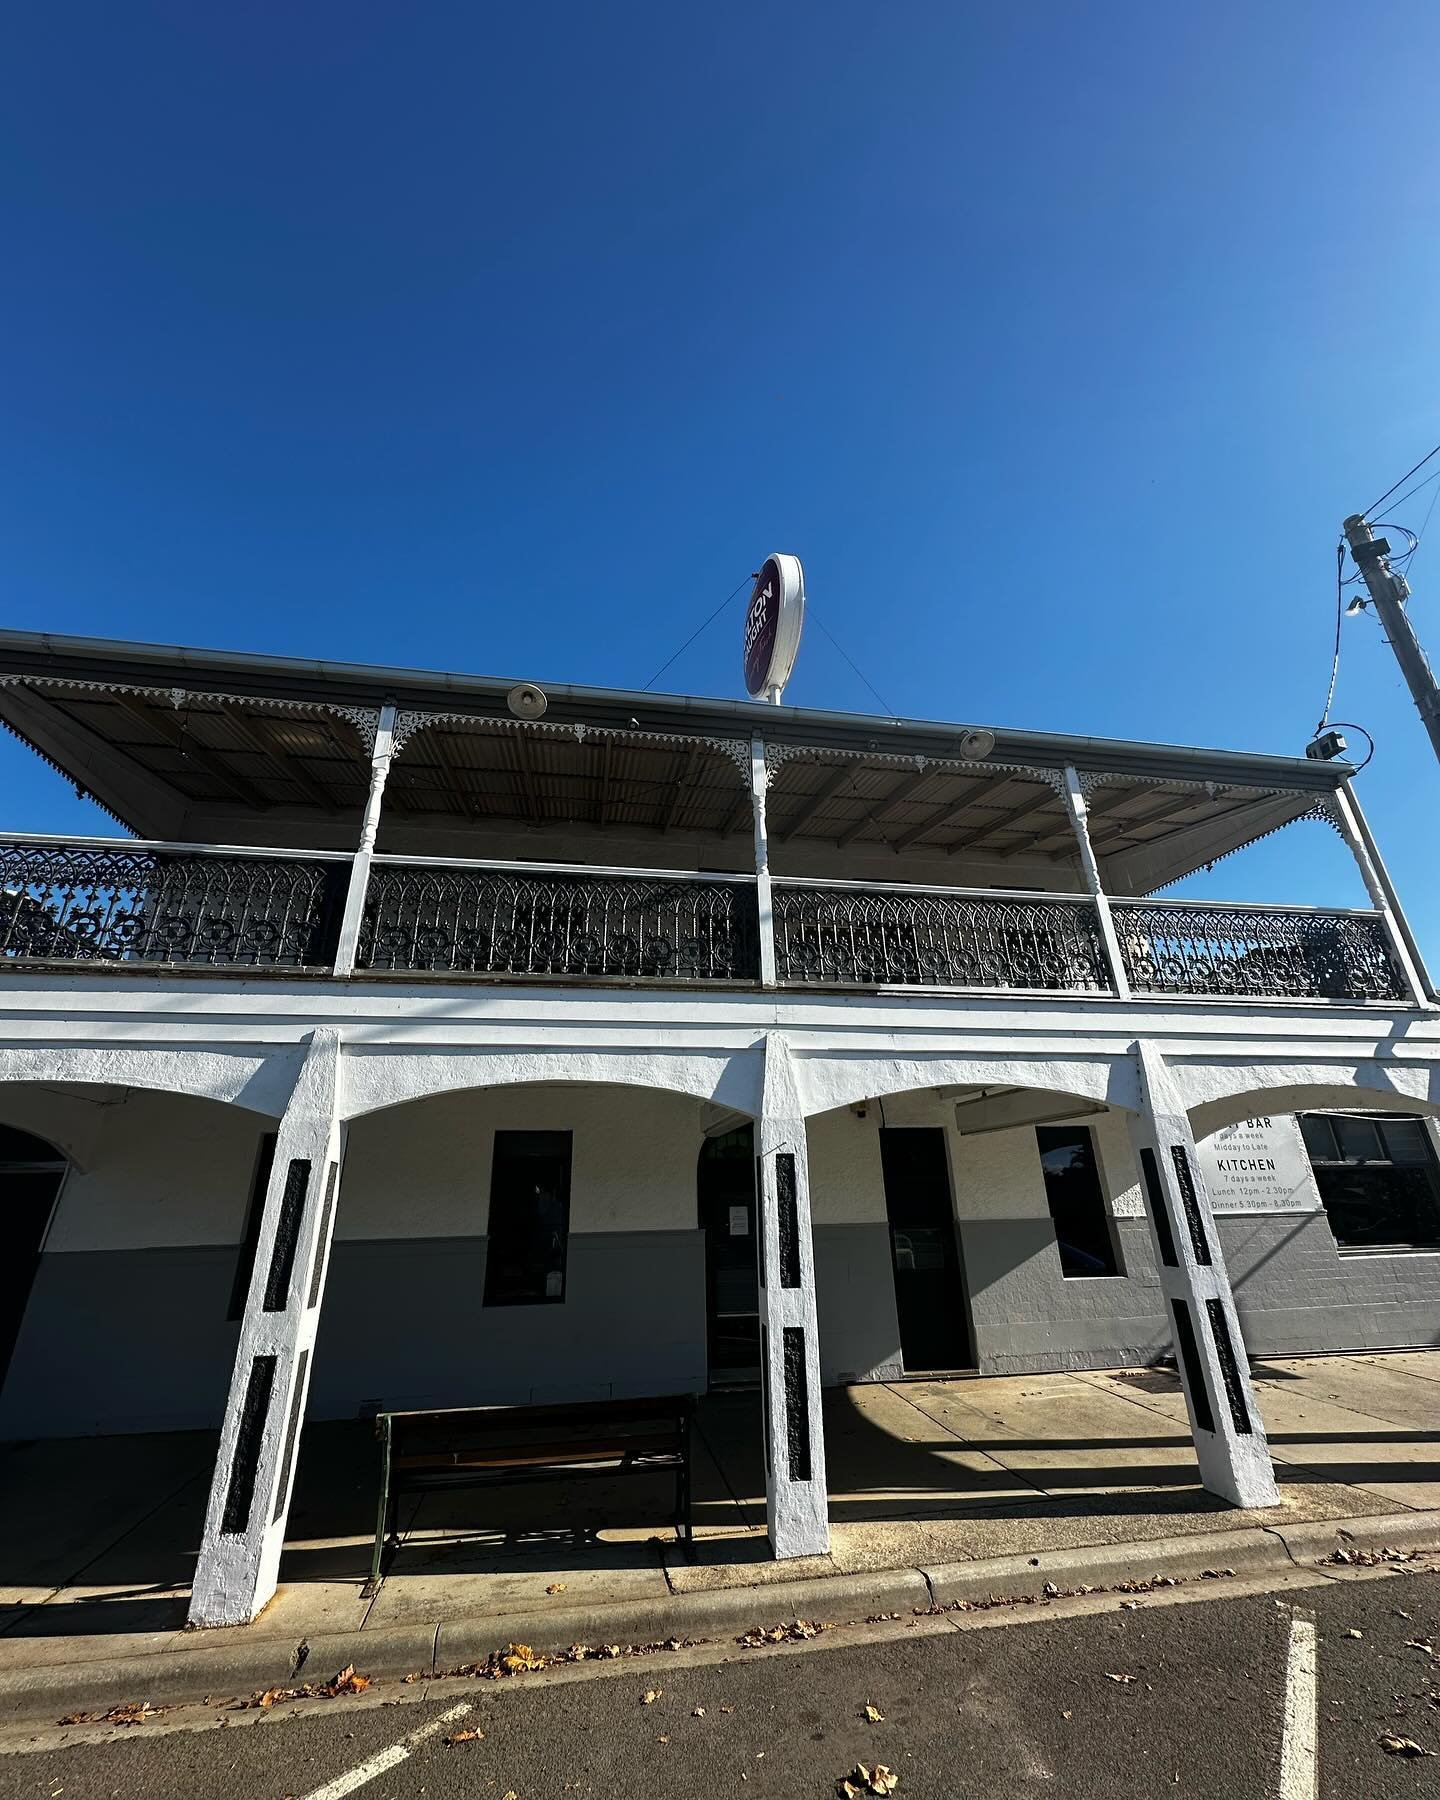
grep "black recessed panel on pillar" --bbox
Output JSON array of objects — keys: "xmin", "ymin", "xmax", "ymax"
[
  {"xmin": 1169, "ymin": 1145, "xmax": 1213, "ymax": 1265},
  {"xmin": 1169, "ymin": 1299, "xmax": 1215, "ymax": 1435},
  {"xmin": 222, "ymin": 1354, "xmax": 276, "ymax": 1535},
  {"xmin": 273, "ymin": 1349, "xmax": 310, "ymax": 1522},
  {"xmin": 782, "ymin": 1326, "xmax": 812, "ymax": 1482},
  {"xmin": 263, "ymin": 1159, "xmax": 312, "ymax": 1311},
  {"xmin": 1139, "ymin": 1147, "xmax": 1178, "ymax": 1267},
  {"xmin": 760, "ymin": 1324, "xmax": 773, "ymax": 1476},
  {"xmin": 306, "ymin": 1162, "xmax": 339, "ymax": 1308},
  {"xmin": 776, "ymin": 1153, "xmax": 801, "ymax": 1288},
  {"xmin": 1205, "ymin": 1299, "xmax": 1253, "ymax": 1434}
]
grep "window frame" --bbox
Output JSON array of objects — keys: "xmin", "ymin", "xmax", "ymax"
[
  {"xmin": 1034, "ymin": 1122, "xmax": 1125, "ymax": 1280},
  {"xmin": 1299, "ymin": 1110, "xmax": 1440, "ymax": 1255},
  {"xmin": 482, "ymin": 1129, "xmax": 574, "ymax": 1308}
]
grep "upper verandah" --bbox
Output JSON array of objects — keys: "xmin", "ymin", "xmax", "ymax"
[{"xmin": 0, "ymin": 626, "xmax": 1350, "ymax": 897}]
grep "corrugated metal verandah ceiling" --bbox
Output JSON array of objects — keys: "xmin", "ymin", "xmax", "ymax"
[{"xmin": 0, "ymin": 679, "xmax": 1331, "ymax": 879}]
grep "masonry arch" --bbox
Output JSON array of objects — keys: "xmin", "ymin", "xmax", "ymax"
[
  {"xmin": 310, "ymin": 1075, "xmax": 755, "ymax": 1421},
  {"xmin": 339, "ymin": 1047, "xmax": 761, "ymax": 1125},
  {"xmin": 0, "ymin": 1080, "xmax": 282, "ymax": 1439},
  {"xmin": 1187, "ymin": 1071, "xmax": 1440, "ymax": 1142}
]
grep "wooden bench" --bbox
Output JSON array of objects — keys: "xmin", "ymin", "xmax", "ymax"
[{"xmin": 363, "ymin": 1394, "xmax": 695, "ymax": 1594}]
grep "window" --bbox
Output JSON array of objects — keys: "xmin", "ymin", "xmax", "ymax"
[
  {"xmin": 1035, "ymin": 1126, "xmax": 1122, "ymax": 1277},
  {"xmin": 482, "ymin": 1131, "xmax": 572, "ymax": 1306},
  {"xmin": 1299, "ymin": 1112, "xmax": 1440, "ymax": 1251}
]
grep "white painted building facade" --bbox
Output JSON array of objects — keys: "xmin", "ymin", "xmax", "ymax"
[{"xmin": 1, "ymin": 629, "xmax": 1437, "ymax": 1625}]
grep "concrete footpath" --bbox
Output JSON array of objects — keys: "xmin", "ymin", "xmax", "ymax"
[{"xmin": 2, "ymin": 1351, "xmax": 1437, "ymax": 1721}]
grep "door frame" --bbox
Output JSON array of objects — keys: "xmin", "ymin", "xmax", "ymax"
[{"xmin": 877, "ymin": 1124, "xmax": 977, "ymax": 1374}]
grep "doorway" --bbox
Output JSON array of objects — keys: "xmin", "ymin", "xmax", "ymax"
[
  {"xmin": 879, "ymin": 1127, "xmax": 973, "ymax": 1371},
  {"xmin": 698, "ymin": 1125, "xmax": 759, "ymax": 1387},
  {"xmin": 0, "ymin": 1125, "xmax": 67, "ymax": 1399}
]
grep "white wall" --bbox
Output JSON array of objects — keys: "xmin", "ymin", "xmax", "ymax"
[
  {"xmin": 338, "ymin": 1083, "xmax": 709, "ymax": 1239},
  {"xmin": 25, "ymin": 1089, "xmax": 266, "ymax": 1253}
]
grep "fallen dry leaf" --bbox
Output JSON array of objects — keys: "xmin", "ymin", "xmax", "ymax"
[
  {"xmin": 642, "ymin": 1689, "xmax": 662, "ymax": 1706},
  {"xmin": 1062, "ymin": 1710, "xmax": 1073, "ymax": 1721},
  {"xmin": 692, "ymin": 1705, "xmax": 706, "ymax": 1717},
  {"xmin": 836, "ymin": 1764, "xmax": 899, "ymax": 1797},
  {"xmin": 546, "ymin": 1583, "xmax": 567, "ymax": 1595},
  {"xmin": 445, "ymin": 1727, "xmax": 485, "ymax": 1745},
  {"xmin": 863, "ymin": 1703, "xmax": 885, "ymax": 1723},
  {"xmin": 1104, "ymin": 1673, "xmax": 1137, "ymax": 1684},
  {"xmin": 504, "ymin": 1791, "xmax": 519, "ymax": 1799},
  {"xmin": 1344, "ymin": 1628, "xmax": 1363, "ymax": 1640},
  {"xmin": 329, "ymin": 1666, "xmax": 371, "ymax": 1695},
  {"xmin": 657, "ymin": 1733, "xmax": 670, "ymax": 1743},
  {"xmin": 1380, "ymin": 1735, "xmax": 1436, "ymax": 1757}
]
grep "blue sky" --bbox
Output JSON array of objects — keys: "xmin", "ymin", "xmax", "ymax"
[{"xmin": 3, "ymin": 5, "xmax": 1439, "ymax": 948}]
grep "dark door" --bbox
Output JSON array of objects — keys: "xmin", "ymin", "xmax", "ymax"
[
  {"xmin": 0, "ymin": 1126, "xmax": 67, "ymax": 1399},
  {"xmin": 879, "ymin": 1127, "xmax": 972, "ymax": 1371},
  {"xmin": 699, "ymin": 1125, "xmax": 759, "ymax": 1386}
]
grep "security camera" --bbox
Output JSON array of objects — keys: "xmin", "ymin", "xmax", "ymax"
[{"xmin": 1305, "ymin": 729, "xmax": 1348, "ymax": 761}]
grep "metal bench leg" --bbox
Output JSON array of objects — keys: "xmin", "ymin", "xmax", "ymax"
[{"xmin": 361, "ymin": 1421, "xmax": 394, "ymax": 1598}]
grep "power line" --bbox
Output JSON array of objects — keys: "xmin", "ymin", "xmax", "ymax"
[
  {"xmin": 1365, "ymin": 441, "xmax": 1440, "ymax": 517},
  {"xmin": 1405, "ymin": 478, "xmax": 1440, "ymax": 578},
  {"xmin": 808, "ymin": 607, "xmax": 899, "ymax": 717},
  {"xmin": 1317, "ymin": 540, "xmax": 1345, "ymax": 731},
  {"xmin": 641, "ymin": 575, "xmax": 751, "ymax": 692},
  {"xmin": 1374, "ymin": 464, "xmax": 1440, "ymax": 520}
]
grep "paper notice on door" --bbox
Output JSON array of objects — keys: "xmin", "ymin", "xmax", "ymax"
[{"xmin": 729, "ymin": 1205, "xmax": 749, "ymax": 1237}]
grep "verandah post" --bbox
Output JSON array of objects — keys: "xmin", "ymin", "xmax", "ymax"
[
  {"xmin": 1125, "ymin": 1039, "xmax": 1279, "ymax": 1510},
  {"xmin": 333, "ymin": 702, "xmax": 398, "ymax": 977},
  {"xmin": 189, "ymin": 1028, "xmax": 347, "ymax": 1626},
  {"xmin": 755, "ymin": 1032, "xmax": 828, "ymax": 1557}
]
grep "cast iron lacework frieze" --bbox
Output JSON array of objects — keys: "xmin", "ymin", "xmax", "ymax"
[
  {"xmin": 771, "ymin": 884, "xmax": 1111, "ymax": 991},
  {"xmin": 0, "ymin": 841, "xmax": 345, "ymax": 969},
  {"xmin": 1111, "ymin": 901, "xmax": 1404, "ymax": 1002},
  {"xmin": 357, "ymin": 863, "xmax": 760, "ymax": 981}
]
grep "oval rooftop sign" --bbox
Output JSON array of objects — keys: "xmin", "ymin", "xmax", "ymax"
[{"xmin": 743, "ymin": 553, "xmax": 806, "ymax": 700}]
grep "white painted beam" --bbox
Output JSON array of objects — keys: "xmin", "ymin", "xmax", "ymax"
[
  {"xmin": 751, "ymin": 735, "xmax": 777, "ymax": 988},
  {"xmin": 1061, "ymin": 765, "xmax": 1129, "ymax": 999}
]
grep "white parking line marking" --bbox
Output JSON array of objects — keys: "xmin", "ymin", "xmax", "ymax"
[
  {"xmin": 299, "ymin": 1700, "xmax": 473, "ymax": 1800},
  {"xmin": 1277, "ymin": 1609, "xmax": 1318, "ymax": 1800}
]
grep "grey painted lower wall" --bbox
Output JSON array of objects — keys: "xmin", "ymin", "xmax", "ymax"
[
  {"xmin": 310, "ymin": 1231, "xmax": 708, "ymax": 1416},
  {"xmin": 814, "ymin": 1223, "xmax": 903, "ymax": 1383},
  {"xmin": 4, "ymin": 1210, "xmax": 1436, "ymax": 1441},
  {"xmin": 0, "ymin": 1231, "xmax": 709, "ymax": 1438},
  {"xmin": 0, "ymin": 1246, "xmax": 242, "ymax": 1438},
  {"xmin": 1220, "ymin": 1213, "xmax": 1440, "ymax": 1358},
  {"xmin": 961, "ymin": 1217, "xmax": 1169, "ymax": 1375}
]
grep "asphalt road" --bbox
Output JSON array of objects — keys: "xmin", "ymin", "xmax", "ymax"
[{"xmin": 1, "ymin": 1572, "xmax": 1436, "ymax": 1798}]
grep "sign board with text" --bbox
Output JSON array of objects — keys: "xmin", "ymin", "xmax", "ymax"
[{"xmin": 1196, "ymin": 1115, "xmax": 1322, "ymax": 1215}]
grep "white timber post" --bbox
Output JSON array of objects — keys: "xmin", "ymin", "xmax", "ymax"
[
  {"xmin": 1328, "ymin": 783, "xmax": 1430, "ymax": 1005},
  {"xmin": 756, "ymin": 1032, "xmax": 828, "ymax": 1557},
  {"xmin": 189, "ymin": 1029, "xmax": 347, "ymax": 1626},
  {"xmin": 751, "ymin": 733, "xmax": 777, "ymax": 987},
  {"xmin": 1126, "ymin": 1041, "xmax": 1279, "ymax": 1510},
  {"xmin": 1061, "ymin": 765, "xmax": 1130, "ymax": 999},
  {"xmin": 333, "ymin": 703, "xmax": 398, "ymax": 977}
]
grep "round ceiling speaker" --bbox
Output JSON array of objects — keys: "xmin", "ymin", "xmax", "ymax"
[
  {"xmin": 958, "ymin": 728, "xmax": 996, "ymax": 759},
  {"xmin": 507, "ymin": 682, "xmax": 548, "ymax": 721}
]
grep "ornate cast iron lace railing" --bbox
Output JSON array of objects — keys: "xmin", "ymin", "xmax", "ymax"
[
  {"xmin": 0, "ymin": 838, "xmax": 347, "ymax": 969},
  {"xmin": 1111, "ymin": 900, "xmax": 1405, "ymax": 1001},
  {"xmin": 772, "ymin": 881, "xmax": 1112, "ymax": 992},
  {"xmin": 358, "ymin": 859, "xmax": 760, "ymax": 981}
]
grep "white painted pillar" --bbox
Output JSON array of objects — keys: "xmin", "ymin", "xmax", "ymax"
[
  {"xmin": 1061, "ymin": 766, "xmax": 1129, "ymax": 998},
  {"xmin": 750, "ymin": 734, "xmax": 777, "ymax": 987},
  {"xmin": 1126, "ymin": 1041, "xmax": 1279, "ymax": 1509},
  {"xmin": 1328, "ymin": 784, "xmax": 1430, "ymax": 1006},
  {"xmin": 756, "ymin": 1032, "xmax": 828, "ymax": 1557},
  {"xmin": 189, "ymin": 1029, "xmax": 347, "ymax": 1626},
  {"xmin": 333, "ymin": 703, "xmax": 398, "ymax": 977}
]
